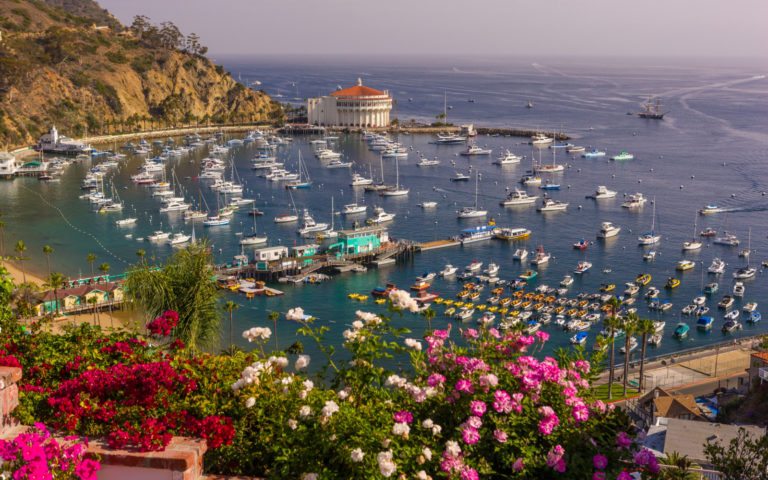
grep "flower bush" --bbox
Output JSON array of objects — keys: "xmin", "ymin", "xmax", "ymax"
[
  {"xmin": 0, "ymin": 423, "xmax": 100, "ymax": 480},
  {"xmin": 0, "ymin": 281, "xmax": 660, "ymax": 478}
]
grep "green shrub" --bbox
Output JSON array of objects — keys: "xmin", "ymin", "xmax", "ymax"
[
  {"xmin": 105, "ymin": 50, "xmax": 128, "ymax": 64},
  {"xmin": 92, "ymin": 80, "xmax": 122, "ymax": 114}
]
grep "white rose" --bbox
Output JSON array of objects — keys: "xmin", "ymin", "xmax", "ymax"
[
  {"xmin": 245, "ymin": 397, "xmax": 255, "ymax": 408},
  {"xmin": 299, "ymin": 405, "xmax": 312, "ymax": 418},
  {"xmin": 350, "ymin": 447, "xmax": 365, "ymax": 462},
  {"xmin": 295, "ymin": 354, "xmax": 310, "ymax": 370}
]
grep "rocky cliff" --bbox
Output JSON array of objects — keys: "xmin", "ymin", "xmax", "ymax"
[{"xmin": 0, "ymin": 0, "xmax": 280, "ymax": 148}]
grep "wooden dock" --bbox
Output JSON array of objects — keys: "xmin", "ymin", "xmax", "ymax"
[{"xmin": 419, "ymin": 239, "xmax": 461, "ymax": 251}]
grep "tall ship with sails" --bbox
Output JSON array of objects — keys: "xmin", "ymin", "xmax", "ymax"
[{"xmin": 637, "ymin": 96, "xmax": 668, "ymax": 119}]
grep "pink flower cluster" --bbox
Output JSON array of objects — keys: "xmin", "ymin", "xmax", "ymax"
[
  {"xmin": 0, "ymin": 423, "xmax": 100, "ymax": 480},
  {"xmin": 546, "ymin": 445, "xmax": 566, "ymax": 473},
  {"xmin": 147, "ymin": 310, "xmax": 179, "ymax": 337}
]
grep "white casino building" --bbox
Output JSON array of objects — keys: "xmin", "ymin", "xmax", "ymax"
[{"xmin": 307, "ymin": 79, "xmax": 392, "ymax": 128}]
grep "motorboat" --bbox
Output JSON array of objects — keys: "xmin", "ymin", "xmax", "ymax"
[
  {"xmin": 350, "ymin": 173, "xmax": 374, "ymax": 186},
  {"xmin": 574, "ymin": 261, "xmax": 592, "ymax": 274},
  {"xmin": 297, "ymin": 210, "xmax": 329, "ymax": 235},
  {"xmin": 676, "ymin": 260, "xmax": 695, "ymax": 271},
  {"xmin": 699, "ymin": 205, "xmax": 727, "ymax": 215},
  {"xmin": 495, "ymin": 227, "xmax": 531, "ymax": 241},
  {"xmin": 159, "ymin": 201, "xmax": 191, "ymax": 213},
  {"xmin": 530, "ymin": 133, "xmax": 552, "ymax": 145},
  {"xmin": 733, "ymin": 282, "xmax": 745, "ymax": 297},
  {"xmin": 696, "ymin": 316, "xmax": 714, "ymax": 330},
  {"xmin": 724, "ymin": 310, "xmax": 740, "ymax": 321},
  {"xmin": 439, "ymin": 264, "xmax": 458, "ymax": 277},
  {"xmin": 665, "ymin": 277, "xmax": 680, "ymax": 289},
  {"xmin": 621, "ymin": 193, "xmax": 647, "ymax": 208},
  {"xmin": 645, "ymin": 286, "xmax": 660, "ymax": 299},
  {"xmin": 635, "ymin": 273, "xmax": 652, "ymax": 286},
  {"xmin": 459, "ymin": 224, "xmax": 498, "ymax": 244},
  {"xmin": 537, "ymin": 198, "xmax": 568, "ymax": 212},
  {"xmin": 432, "ymin": 132, "xmax": 466, "ymax": 144},
  {"xmin": 326, "ymin": 159, "xmax": 352, "ymax": 169},
  {"xmin": 611, "ymin": 151, "xmax": 634, "ymax": 161},
  {"xmin": 493, "ymin": 150, "xmax": 521, "ymax": 165},
  {"xmin": 592, "ymin": 186, "xmax": 617, "ymax": 199},
  {"xmin": 530, "ymin": 246, "xmax": 551, "ymax": 266},
  {"xmin": 746, "ymin": 311, "xmax": 761, "ymax": 323},
  {"xmin": 450, "ymin": 172, "xmax": 471, "ymax": 182},
  {"xmin": 454, "ymin": 308, "xmax": 474, "ymax": 321},
  {"xmin": 643, "ymin": 249, "xmax": 657, "ymax": 261},
  {"xmin": 600, "ymin": 283, "xmax": 615, "ymax": 292},
  {"xmin": 682, "ymin": 304, "xmax": 697, "ymax": 315},
  {"xmin": 708, "ymin": 258, "xmax": 726, "ymax": 274},
  {"xmin": 460, "ymin": 145, "xmax": 492, "ymax": 156},
  {"xmin": 560, "ymin": 275, "xmax": 574, "ymax": 287},
  {"xmin": 500, "ymin": 189, "xmax": 539, "ymax": 206},
  {"xmin": 573, "ymin": 238, "xmax": 589, "ymax": 250},
  {"xmin": 692, "ymin": 294, "xmax": 707, "ymax": 306},
  {"xmin": 342, "ymin": 203, "xmax": 367, "ymax": 215},
  {"xmin": 743, "ymin": 302, "xmax": 758, "ymax": 312},
  {"xmin": 648, "ymin": 334, "xmax": 663, "ymax": 346},
  {"xmin": 722, "ymin": 320, "xmax": 742, "ymax": 333},
  {"xmin": 700, "ymin": 227, "xmax": 717, "ymax": 237},
  {"xmin": 620, "ymin": 337, "xmax": 639, "ymax": 354},
  {"xmin": 168, "ymin": 233, "xmax": 191, "ymax": 245},
  {"xmin": 582, "ymin": 149, "xmax": 606, "ymax": 158},
  {"xmin": 570, "ymin": 332, "xmax": 588, "ymax": 345},
  {"xmin": 733, "ymin": 267, "xmax": 757, "ymax": 279},
  {"xmin": 718, "ymin": 295, "xmax": 734, "ymax": 309},
  {"xmin": 147, "ymin": 230, "xmax": 170, "ymax": 241},
  {"xmin": 369, "ymin": 207, "xmax": 395, "ymax": 224},
  {"xmin": 673, "ymin": 323, "xmax": 690, "ymax": 339},
  {"xmin": 419, "ymin": 200, "xmax": 438, "ymax": 209},
  {"xmin": 653, "ymin": 321, "xmax": 666, "ymax": 333},
  {"xmin": 518, "ymin": 270, "xmax": 537, "ymax": 281},
  {"xmin": 597, "ymin": 222, "xmax": 621, "ymax": 238},
  {"xmin": 713, "ymin": 232, "xmax": 739, "ymax": 246},
  {"xmin": 512, "ymin": 248, "xmax": 528, "ymax": 261},
  {"xmin": 416, "ymin": 156, "xmax": 440, "ymax": 167},
  {"xmin": 115, "ymin": 218, "xmax": 137, "ymax": 226},
  {"xmin": 696, "ymin": 306, "xmax": 710, "ymax": 316},
  {"xmin": 704, "ymin": 282, "xmax": 719, "ymax": 294},
  {"xmin": 483, "ymin": 263, "xmax": 500, "ymax": 276},
  {"xmin": 203, "ymin": 215, "xmax": 229, "ymax": 226},
  {"xmin": 624, "ymin": 283, "xmax": 640, "ymax": 296},
  {"xmin": 566, "ymin": 145, "xmax": 585, "ymax": 153},
  {"xmin": 465, "ymin": 261, "xmax": 483, "ymax": 272},
  {"xmin": 274, "ymin": 213, "xmax": 299, "ymax": 224}
]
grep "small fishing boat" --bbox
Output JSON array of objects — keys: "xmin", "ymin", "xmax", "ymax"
[
  {"xmin": 582, "ymin": 149, "xmax": 606, "ymax": 158},
  {"xmin": 611, "ymin": 151, "xmax": 634, "ymax": 161},
  {"xmin": 518, "ymin": 270, "xmax": 538, "ymax": 281},
  {"xmin": 665, "ymin": 277, "xmax": 680, "ymax": 289},
  {"xmin": 708, "ymin": 258, "xmax": 726, "ymax": 274},
  {"xmin": 673, "ymin": 323, "xmax": 690, "ymax": 339},
  {"xmin": 465, "ymin": 261, "xmax": 483, "ymax": 272},
  {"xmin": 743, "ymin": 302, "xmax": 758, "ymax": 312},
  {"xmin": 512, "ymin": 248, "xmax": 529, "ymax": 261},
  {"xmin": 439, "ymin": 264, "xmax": 458, "ymax": 277},
  {"xmin": 722, "ymin": 319, "xmax": 741, "ymax": 333},
  {"xmin": 573, "ymin": 238, "xmax": 589, "ymax": 250},
  {"xmin": 643, "ymin": 249, "xmax": 657, "ymax": 261},
  {"xmin": 700, "ymin": 227, "xmax": 717, "ymax": 237},
  {"xmin": 635, "ymin": 273, "xmax": 652, "ymax": 286},
  {"xmin": 574, "ymin": 261, "xmax": 592, "ymax": 274},
  {"xmin": 699, "ymin": 205, "xmax": 727, "ymax": 215},
  {"xmin": 724, "ymin": 310, "xmax": 740, "ymax": 321},
  {"xmin": 746, "ymin": 311, "xmax": 761, "ymax": 323},
  {"xmin": 115, "ymin": 218, "xmax": 137, "ymax": 226},
  {"xmin": 599, "ymin": 283, "xmax": 615, "ymax": 292},
  {"xmin": 530, "ymin": 246, "xmax": 551, "ymax": 266},
  {"xmin": 621, "ymin": 193, "xmax": 647, "ymax": 208},
  {"xmin": 645, "ymin": 286, "xmax": 660, "ymax": 299},
  {"xmin": 570, "ymin": 332, "xmax": 588, "ymax": 345},
  {"xmin": 718, "ymin": 295, "xmax": 734, "ymax": 309},
  {"xmin": 696, "ymin": 317, "xmax": 714, "ymax": 330},
  {"xmin": 648, "ymin": 334, "xmax": 663, "ymax": 346},
  {"xmin": 676, "ymin": 260, "xmax": 695, "ymax": 271},
  {"xmin": 733, "ymin": 282, "xmax": 745, "ymax": 297},
  {"xmin": 681, "ymin": 304, "xmax": 697, "ymax": 315},
  {"xmin": 560, "ymin": 275, "xmax": 574, "ymax": 287},
  {"xmin": 620, "ymin": 337, "xmax": 639, "ymax": 354},
  {"xmin": 704, "ymin": 282, "xmax": 719, "ymax": 294}
]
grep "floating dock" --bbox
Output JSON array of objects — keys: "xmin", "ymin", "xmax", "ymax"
[{"xmin": 419, "ymin": 239, "xmax": 461, "ymax": 251}]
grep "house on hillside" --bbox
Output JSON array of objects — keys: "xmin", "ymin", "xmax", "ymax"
[
  {"xmin": 636, "ymin": 387, "xmax": 709, "ymax": 424},
  {"xmin": 748, "ymin": 351, "xmax": 768, "ymax": 387},
  {"xmin": 644, "ymin": 417, "xmax": 766, "ymax": 465}
]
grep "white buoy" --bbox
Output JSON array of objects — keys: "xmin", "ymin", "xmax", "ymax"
[
  {"xmin": 578, "ymin": 205, "xmax": 582, "ymax": 210},
  {"xmin": 638, "ymin": 179, "xmax": 642, "ymax": 183},
  {"xmin": 690, "ymin": 175, "xmax": 694, "ymax": 179},
  {"xmin": 612, "ymin": 174, "xmax": 616, "ymax": 178},
  {"xmin": 680, "ymin": 185, "xmax": 684, "ymax": 189},
  {"xmin": 731, "ymin": 193, "xmax": 736, "ymax": 197}
]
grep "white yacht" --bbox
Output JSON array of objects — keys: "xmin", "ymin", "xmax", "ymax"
[
  {"xmin": 713, "ymin": 232, "xmax": 740, "ymax": 246},
  {"xmin": 530, "ymin": 246, "xmax": 551, "ymax": 266},
  {"xmin": 597, "ymin": 222, "xmax": 621, "ymax": 239},
  {"xmin": 296, "ymin": 210, "xmax": 329, "ymax": 235},
  {"xmin": 493, "ymin": 150, "xmax": 521, "ymax": 165},
  {"xmin": 325, "ymin": 159, "xmax": 352, "ymax": 169},
  {"xmin": 512, "ymin": 248, "xmax": 528, "ymax": 261},
  {"xmin": 537, "ymin": 198, "xmax": 568, "ymax": 212},
  {"xmin": 350, "ymin": 173, "xmax": 373, "ymax": 186},
  {"xmin": 159, "ymin": 201, "xmax": 191, "ymax": 213},
  {"xmin": 500, "ymin": 189, "xmax": 539, "ymax": 206},
  {"xmin": 460, "ymin": 145, "xmax": 492, "ymax": 156},
  {"xmin": 115, "ymin": 218, "xmax": 137, "ymax": 226},
  {"xmin": 370, "ymin": 207, "xmax": 395, "ymax": 224},
  {"xmin": 147, "ymin": 231, "xmax": 170, "ymax": 242},
  {"xmin": 417, "ymin": 156, "xmax": 440, "ymax": 167},
  {"xmin": 593, "ymin": 186, "xmax": 617, "ymax": 199},
  {"xmin": 168, "ymin": 233, "xmax": 191, "ymax": 245},
  {"xmin": 274, "ymin": 213, "xmax": 299, "ymax": 224},
  {"xmin": 708, "ymin": 258, "xmax": 726, "ymax": 274},
  {"xmin": 342, "ymin": 203, "xmax": 367, "ymax": 215},
  {"xmin": 520, "ymin": 175, "xmax": 542, "ymax": 186},
  {"xmin": 439, "ymin": 264, "xmax": 458, "ymax": 277},
  {"xmin": 419, "ymin": 201, "xmax": 438, "ymax": 209},
  {"xmin": 621, "ymin": 193, "xmax": 647, "ymax": 208},
  {"xmin": 530, "ymin": 133, "xmax": 552, "ymax": 145},
  {"xmin": 733, "ymin": 267, "xmax": 757, "ymax": 279},
  {"xmin": 484, "ymin": 263, "xmax": 500, "ymax": 276},
  {"xmin": 733, "ymin": 282, "xmax": 745, "ymax": 297}
]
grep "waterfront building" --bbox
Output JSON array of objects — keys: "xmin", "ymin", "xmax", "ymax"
[
  {"xmin": 0, "ymin": 151, "xmax": 18, "ymax": 178},
  {"xmin": 36, "ymin": 283, "xmax": 124, "ymax": 314},
  {"xmin": 307, "ymin": 79, "xmax": 392, "ymax": 128},
  {"xmin": 36, "ymin": 125, "xmax": 91, "ymax": 155},
  {"xmin": 749, "ymin": 351, "xmax": 768, "ymax": 386},
  {"xmin": 329, "ymin": 226, "xmax": 389, "ymax": 256},
  {"xmin": 291, "ymin": 244, "xmax": 320, "ymax": 266}
]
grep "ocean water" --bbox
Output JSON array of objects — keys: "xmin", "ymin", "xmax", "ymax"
[{"xmin": 2, "ymin": 56, "xmax": 767, "ymax": 363}]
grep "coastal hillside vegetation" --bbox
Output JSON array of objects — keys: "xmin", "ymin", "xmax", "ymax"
[{"xmin": 0, "ymin": 0, "xmax": 282, "ymax": 148}]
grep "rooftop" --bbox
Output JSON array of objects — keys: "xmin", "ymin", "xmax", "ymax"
[
  {"xmin": 331, "ymin": 78, "xmax": 388, "ymax": 98},
  {"xmin": 751, "ymin": 351, "xmax": 768, "ymax": 363},
  {"xmin": 645, "ymin": 417, "xmax": 766, "ymax": 462}
]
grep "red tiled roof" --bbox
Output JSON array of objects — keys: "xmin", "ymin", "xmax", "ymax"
[
  {"xmin": 752, "ymin": 352, "xmax": 768, "ymax": 363},
  {"xmin": 331, "ymin": 85, "xmax": 387, "ymax": 97}
]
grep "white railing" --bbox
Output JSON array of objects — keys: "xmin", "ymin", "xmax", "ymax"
[{"xmin": 759, "ymin": 367, "xmax": 768, "ymax": 382}]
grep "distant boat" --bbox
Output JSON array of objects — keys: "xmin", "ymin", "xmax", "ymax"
[
  {"xmin": 638, "ymin": 96, "xmax": 668, "ymax": 119},
  {"xmin": 526, "ymin": 99, "xmax": 534, "ymax": 109}
]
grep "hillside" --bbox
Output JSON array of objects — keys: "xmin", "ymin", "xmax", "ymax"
[{"xmin": 0, "ymin": 0, "xmax": 281, "ymax": 148}]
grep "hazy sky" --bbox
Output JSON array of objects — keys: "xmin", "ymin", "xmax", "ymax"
[{"xmin": 98, "ymin": 0, "xmax": 768, "ymax": 58}]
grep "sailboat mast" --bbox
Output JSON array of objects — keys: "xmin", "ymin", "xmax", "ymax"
[{"xmin": 474, "ymin": 170, "xmax": 479, "ymax": 209}]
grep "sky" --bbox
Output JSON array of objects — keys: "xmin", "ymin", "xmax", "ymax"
[{"xmin": 98, "ymin": 0, "xmax": 768, "ymax": 58}]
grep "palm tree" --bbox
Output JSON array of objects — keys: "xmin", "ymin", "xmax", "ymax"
[
  {"xmin": 636, "ymin": 318, "xmax": 656, "ymax": 392},
  {"xmin": 43, "ymin": 245, "xmax": 54, "ymax": 278},
  {"xmin": 14, "ymin": 241, "xmax": 27, "ymax": 284},
  {"xmin": 86, "ymin": 253, "xmax": 96, "ymax": 279},
  {"xmin": 98, "ymin": 262, "xmax": 110, "ymax": 282},
  {"xmin": 658, "ymin": 451, "xmax": 701, "ymax": 480},
  {"xmin": 125, "ymin": 241, "xmax": 221, "ymax": 351},
  {"xmin": 87, "ymin": 295, "xmax": 99, "ymax": 326},
  {"xmin": 136, "ymin": 250, "xmax": 146, "ymax": 262},
  {"xmin": 44, "ymin": 272, "xmax": 65, "ymax": 315},
  {"xmin": 622, "ymin": 312, "xmax": 639, "ymax": 396},
  {"xmin": 0, "ymin": 219, "xmax": 5, "ymax": 258},
  {"xmin": 269, "ymin": 311, "xmax": 279, "ymax": 351},
  {"xmin": 420, "ymin": 306, "xmax": 436, "ymax": 331},
  {"xmin": 605, "ymin": 295, "xmax": 623, "ymax": 399},
  {"xmin": 222, "ymin": 300, "xmax": 238, "ymax": 350}
]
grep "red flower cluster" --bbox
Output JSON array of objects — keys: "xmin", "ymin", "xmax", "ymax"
[
  {"xmin": 147, "ymin": 310, "xmax": 179, "ymax": 337},
  {"xmin": 0, "ymin": 353, "xmax": 21, "ymax": 368},
  {"xmin": 45, "ymin": 360, "xmax": 232, "ymax": 451}
]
